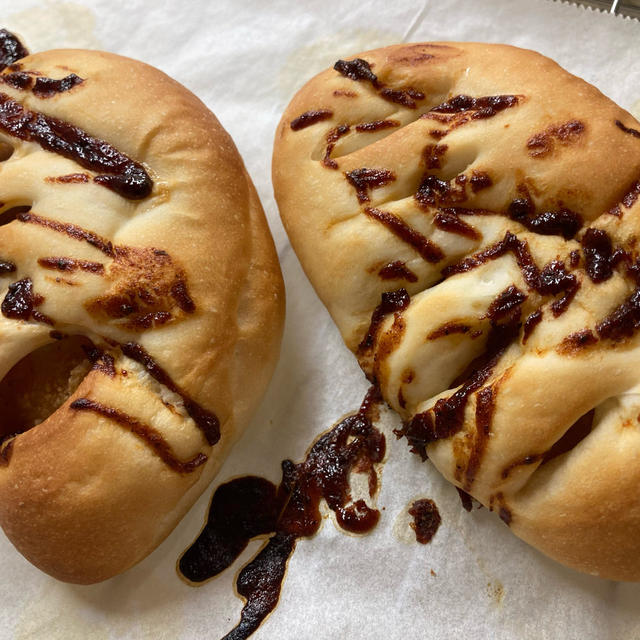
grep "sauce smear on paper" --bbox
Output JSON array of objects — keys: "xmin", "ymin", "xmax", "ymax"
[{"xmin": 179, "ymin": 387, "xmax": 386, "ymax": 640}]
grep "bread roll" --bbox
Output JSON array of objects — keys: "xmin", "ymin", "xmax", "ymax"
[
  {"xmin": 273, "ymin": 42, "xmax": 640, "ymax": 580},
  {"xmin": 0, "ymin": 32, "xmax": 284, "ymax": 584}
]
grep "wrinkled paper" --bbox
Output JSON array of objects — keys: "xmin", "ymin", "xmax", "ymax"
[{"xmin": 1, "ymin": 0, "xmax": 640, "ymax": 638}]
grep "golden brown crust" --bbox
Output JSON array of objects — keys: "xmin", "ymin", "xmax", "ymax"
[
  {"xmin": 0, "ymin": 47, "xmax": 284, "ymax": 583},
  {"xmin": 273, "ymin": 42, "xmax": 640, "ymax": 580}
]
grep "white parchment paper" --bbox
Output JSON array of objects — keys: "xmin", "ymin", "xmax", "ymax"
[{"xmin": 1, "ymin": 1, "xmax": 640, "ymax": 638}]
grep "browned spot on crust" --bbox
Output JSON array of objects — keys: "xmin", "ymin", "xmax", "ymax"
[
  {"xmin": 393, "ymin": 53, "xmax": 435, "ymax": 65},
  {"xmin": 333, "ymin": 89, "xmax": 358, "ymax": 98},
  {"xmin": 557, "ymin": 329, "xmax": 598, "ymax": 355},
  {"xmin": 290, "ymin": 109, "xmax": 332, "ymax": 131},
  {"xmin": 18, "ymin": 211, "xmax": 196, "ymax": 328},
  {"xmin": 84, "ymin": 247, "xmax": 195, "ymax": 331},
  {"xmin": 527, "ymin": 120, "xmax": 585, "ymax": 158}
]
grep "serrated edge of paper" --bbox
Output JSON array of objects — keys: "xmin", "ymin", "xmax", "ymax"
[{"xmin": 548, "ymin": 0, "xmax": 640, "ymax": 22}]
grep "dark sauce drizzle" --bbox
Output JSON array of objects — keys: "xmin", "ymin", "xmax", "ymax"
[
  {"xmin": 395, "ymin": 283, "xmax": 524, "ymax": 461},
  {"xmin": 38, "ymin": 256, "xmax": 104, "ymax": 274},
  {"xmin": 0, "ymin": 259, "xmax": 16, "ymax": 273},
  {"xmin": 322, "ymin": 124, "xmax": 350, "ymax": 168},
  {"xmin": 1, "ymin": 277, "xmax": 52, "ymax": 325},
  {"xmin": 178, "ymin": 387, "xmax": 386, "ymax": 640},
  {"xmin": 426, "ymin": 94, "xmax": 520, "ymax": 120},
  {"xmin": 3, "ymin": 71, "xmax": 84, "ymax": 98},
  {"xmin": 120, "ymin": 342, "xmax": 220, "ymax": 446},
  {"xmin": 290, "ymin": 109, "xmax": 333, "ymax": 131},
  {"xmin": 608, "ymin": 180, "xmax": 640, "ymax": 217},
  {"xmin": 345, "ymin": 168, "xmax": 395, "ymax": 203},
  {"xmin": 408, "ymin": 498, "xmax": 441, "ymax": 544},
  {"xmin": 355, "ymin": 119, "xmax": 400, "ymax": 132},
  {"xmin": 456, "ymin": 487, "xmax": 474, "ymax": 512},
  {"xmin": 358, "ymin": 288, "xmax": 410, "ymax": 355},
  {"xmin": 434, "ymin": 210, "xmax": 479, "ymax": 240},
  {"xmin": 32, "ymin": 74, "xmax": 84, "ymax": 98},
  {"xmin": 1, "ymin": 337, "xmax": 216, "ymax": 472},
  {"xmin": 377, "ymin": 260, "xmax": 417, "ymax": 282},
  {"xmin": 443, "ymin": 231, "xmax": 579, "ymax": 318},
  {"xmin": 333, "ymin": 58, "xmax": 425, "ymax": 109},
  {"xmin": 45, "ymin": 172, "xmax": 90, "ymax": 183},
  {"xmin": 18, "ymin": 210, "xmax": 115, "ymax": 255},
  {"xmin": 507, "ymin": 195, "xmax": 582, "ymax": 240},
  {"xmin": 522, "ymin": 310, "xmax": 542, "ymax": 344},
  {"xmin": 0, "ymin": 29, "xmax": 28, "ymax": 71},
  {"xmin": 427, "ymin": 322, "xmax": 472, "ymax": 340},
  {"xmin": 615, "ymin": 119, "xmax": 640, "ymax": 139},
  {"xmin": 581, "ymin": 228, "xmax": 614, "ymax": 283},
  {"xmin": 0, "ymin": 91, "xmax": 152, "ymax": 199},
  {"xmin": 365, "ymin": 207, "xmax": 444, "ymax": 263},
  {"xmin": 70, "ymin": 398, "xmax": 208, "ymax": 473}
]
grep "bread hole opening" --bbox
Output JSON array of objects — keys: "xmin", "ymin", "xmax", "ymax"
[
  {"xmin": 0, "ymin": 335, "xmax": 93, "ymax": 440},
  {"xmin": 0, "ymin": 204, "xmax": 30, "ymax": 227},
  {"xmin": 538, "ymin": 408, "xmax": 595, "ymax": 467},
  {"xmin": 0, "ymin": 141, "xmax": 14, "ymax": 162}
]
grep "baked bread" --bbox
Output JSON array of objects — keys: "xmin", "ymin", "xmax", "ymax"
[
  {"xmin": 273, "ymin": 42, "xmax": 640, "ymax": 581},
  {"xmin": 0, "ymin": 31, "xmax": 284, "ymax": 584}
]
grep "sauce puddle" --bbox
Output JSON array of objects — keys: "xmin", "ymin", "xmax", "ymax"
[{"xmin": 179, "ymin": 387, "xmax": 387, "ymax": 640}]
